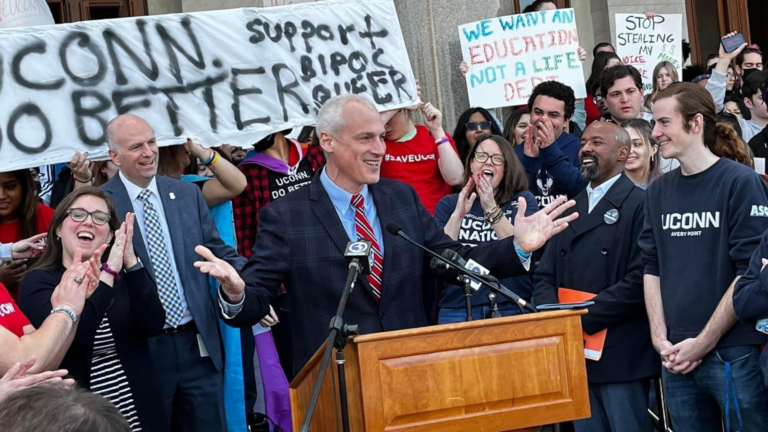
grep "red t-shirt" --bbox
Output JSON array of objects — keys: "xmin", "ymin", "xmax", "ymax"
[
  {"xmin": 585, "ymin": 94, "xmax": 601, "ymax": 126},
  {"xmin": 382, "ymin": 125, "xmax": 457, "ymax": 214},
  {"xmin": 0, "ymin": 283, "xmax": 31, "ymax": 337},
  {"xmin": 0, "ymin": 203, "xmax": 54, "ymax": 244}
]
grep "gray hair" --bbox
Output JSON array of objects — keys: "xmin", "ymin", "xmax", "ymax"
[
  {"xmin": 0, "ymin": 386, "xmax": 132, "ymax": 432},
  {"xmin": 316, "ymin": 95, "xmax": 377, "ymax": 137}
]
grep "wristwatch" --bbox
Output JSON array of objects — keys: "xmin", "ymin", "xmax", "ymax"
[
  {"xmin": 51, "ymin": 306, "xmax": 78, "ymax": 323},
  {"xmin": 126, "ymin": 258, "xmax": 144, "ymax": 273}
]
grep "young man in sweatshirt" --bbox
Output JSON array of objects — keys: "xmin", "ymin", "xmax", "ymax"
[
  {"xmin": 601, "ymin": 65, "xmax": 653, "ymax": 124},
  {"xmin": 640, "ymin": 82, "xmax": 768, "ymax": 432},
  {"xmin": 601, "ymin": 65, "xmax": 679, "ymax": 172},
  {"xmin": 708, "ymin": 33, "xmax": 768, "ymax": 143},
  {"xmin": 534, "ymin": 122, "xmax": 658, "ymax": 432},
  {"xmin": 516, "ymin": 81, "xmax": 582, "ymax": 207}
]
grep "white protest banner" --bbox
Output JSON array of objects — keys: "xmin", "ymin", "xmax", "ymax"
[
  {"xmin": 0, "ymin": 0, "xmax": 418, "ymax": 172},
  {"xmin": 0, "ymin": 0, "xmax": 54, "ymax": 29},
  {"xmin": 458, "ymin": 8, "xmax": 586, "ymax": 109},
  {"xmin": 264, "ymin": 0, "xmax": 320, "ymax": 7},
  {"xmin": 615, "ymin": 14, "xmax": 683, "ymax": 94}
]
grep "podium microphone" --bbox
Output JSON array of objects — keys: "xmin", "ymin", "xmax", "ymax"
[
  {"xmin": 388, "ymin": 222, "xmax": 535, "ymax": 313},
  {"xmin": 344, "ymin": 240, "xmax": 372, "ymax": 275},
  {"xmin": 430, "ymin": 249, "xmax": 479, "ymax": 287},
  {"xmin": 300, "ymin": 240, "xmax": 372, "ymax": 432}
]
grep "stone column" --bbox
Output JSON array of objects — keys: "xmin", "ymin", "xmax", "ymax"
[
  {"xmin": 147, "ymin": 0, "xmax": 182, "ymax": 15},
  {"xmin": 391, "ymin": 0, "xmax": 520, "ymax": 131}
]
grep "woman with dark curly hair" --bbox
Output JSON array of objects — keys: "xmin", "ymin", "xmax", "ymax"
[{"xmin": 452, "ymin": 107, "xmax": 502, "ymax": 164}]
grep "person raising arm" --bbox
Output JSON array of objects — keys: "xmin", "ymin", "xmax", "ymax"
[{"xmin": 0, "ymin": 254, "xmax": 93, "ymax": 374}]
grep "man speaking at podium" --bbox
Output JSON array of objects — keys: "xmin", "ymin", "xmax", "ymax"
[{"xmin": 239, "ymin": 94, "xmax": 579, "ymax": 376}]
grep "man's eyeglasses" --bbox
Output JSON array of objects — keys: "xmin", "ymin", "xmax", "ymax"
[
  {"xmin": 67, "ymin": 208, "xmax": 110, "ymax": 225},
  {"xmin": 594, "ymin": 95, "xmax": 605, "ymax": 103},
  {"xmin": 466, "ymin": 121, "xmax": 492, "ymax": 131},
  {"xmin": 473, "ymin": 152, "xmax": 505, "ymax": 165}
]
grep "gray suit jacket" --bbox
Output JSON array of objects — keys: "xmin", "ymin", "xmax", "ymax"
[{"xmin": 102, "ymin": 174, "xmax": 254, "ymax": 370}]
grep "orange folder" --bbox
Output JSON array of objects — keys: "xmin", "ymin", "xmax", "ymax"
[{"xmin": 558, "ymin": 287, "xmax": 606, "ymax": 361}]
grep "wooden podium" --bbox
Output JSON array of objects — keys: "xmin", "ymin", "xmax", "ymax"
[{"xmin": 290, "ymin": 309, "xmax": 590, "ymax": 431}]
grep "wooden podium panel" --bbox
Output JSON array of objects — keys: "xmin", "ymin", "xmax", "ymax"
[{"xmin": 291, "ymin": 310, "xmax": 590, "ymax": 432}]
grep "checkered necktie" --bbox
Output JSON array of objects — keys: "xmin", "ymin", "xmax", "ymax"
[
  {"xmin": 351, "ymin": 194, "xmax": 384, "ymax": 301},
  {"xmin": 138, "ymin": 189, "xmax": 184, "ymax": 327}
]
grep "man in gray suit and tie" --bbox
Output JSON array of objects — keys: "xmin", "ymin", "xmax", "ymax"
[{"xmin": 101, "ymin": 114, "xmax": 260, "ymax": 431}]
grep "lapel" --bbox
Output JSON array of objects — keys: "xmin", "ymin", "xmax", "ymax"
[
  {"xmin": 570, "ymin": 173, "xmax": 635, "ymax": 237},
  {"xmin": 310, "ymin": 172, "xmax": 351, "ymax": 256},
  {"xmin": 154, "ymin": 176, "xmax": 186, "ymax": 275},
  {"xmin": 309, "ymin": 172, "xmax": 380, "ymax": 303},
  {"xmin": 105, "ymin": 175, "xmax": 155, "ymax": 279}
]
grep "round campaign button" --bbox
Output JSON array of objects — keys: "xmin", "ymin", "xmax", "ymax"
[{"xmin": 604, "ymin": 209, "xmax": 619, "ymax": 225}]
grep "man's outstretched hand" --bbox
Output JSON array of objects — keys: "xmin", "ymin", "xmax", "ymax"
[
  {"xmin": 514, "ymin": 196, "xmax": 578, "ymax": 253},
  {"xmin": 194, "ymin": 246, "xmax": 245, "ymax": 303}
]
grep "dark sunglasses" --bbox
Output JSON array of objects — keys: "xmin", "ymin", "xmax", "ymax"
[
  {"xmin": 67, "ymin": 208, "xmax": 110, "ymax": 225},
  {"xmin": 473, "ymin": 152, "xmax": 505, "ymax": 165},
  {"xmin": 466, "ymin": 121, "xmax": 492, "ymax": 131}
]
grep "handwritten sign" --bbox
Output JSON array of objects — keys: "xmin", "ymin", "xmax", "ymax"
[
  {"xmin": 458, "ymin": 8, "xmax": 586, "ymax": 109},
  {"xmin": 615, "ymin": 14, "xmax": 683, "ymax": 94},
  {"xmin": 0, "ymin": 0, "xmax": 418, "ymax": 172},
  {"xmin": 264, "ymin": 0, "xmax": 320, "ymax": 8},
  {"xmin": 0, "ymin": 0, "xmax": 54, "ymax": 29}
]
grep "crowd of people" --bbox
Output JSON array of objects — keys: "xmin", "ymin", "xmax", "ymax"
[{"xmin": 0, "ymin": 1, "xmax": 768, "ymax": 431}]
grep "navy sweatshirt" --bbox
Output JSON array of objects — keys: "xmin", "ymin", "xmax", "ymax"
[
  {"xmin": 515, "ymin": 132, "xmax": 581, "ymax": 208},
  {"xmin": 639, "ymin": 158, "xmax": 768, "ymax": 348},
  {"xmin": 434, "ymin": 191, "xmax": 537, "ymax": 308}
]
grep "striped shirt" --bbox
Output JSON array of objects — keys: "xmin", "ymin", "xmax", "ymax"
[{"xmin": 90, "ymin": 316, "xmax": 143, "ymax": 431}]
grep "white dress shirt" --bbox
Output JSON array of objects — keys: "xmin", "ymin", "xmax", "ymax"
[
  {"xmin": 119, "ymin": 173, "xmax": 244, "ymax": 324},
  {"xmin": 120, "ymin": 172, "xmax": 194, "ymax": 326},
  {"xmin": 586, "ymin": 173, "xmax": 622, "ymax": 213}
]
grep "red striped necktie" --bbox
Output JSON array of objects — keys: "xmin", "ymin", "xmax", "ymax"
[{"xmin": 351, "ymin": 194, "xmax": 384, "ymax": 301}]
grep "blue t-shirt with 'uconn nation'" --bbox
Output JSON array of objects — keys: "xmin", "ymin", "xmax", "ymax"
[{"xmin": 434, "ymin": 191, "xmax": 537, "ymax": 309}]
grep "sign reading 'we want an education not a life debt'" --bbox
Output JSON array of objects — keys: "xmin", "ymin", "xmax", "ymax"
[
  {"xmin": 0, "ymin": 0, "xmax": 418, "ymax": 172},
  {"xmin": 458, "ymin": 9, "xmax": 586, "ymax": 109}
]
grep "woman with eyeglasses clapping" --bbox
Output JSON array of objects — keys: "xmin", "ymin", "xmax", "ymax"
[
  {"xmin": 18, "ymin": 187, "xmax": 167, "ymax": 432},
  {"xmin": 433, "ymin": 135, "xmax": 537, "ymax": 323}
]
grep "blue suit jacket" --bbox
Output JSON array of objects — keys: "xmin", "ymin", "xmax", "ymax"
[
  {"xmin": 102, "ymin": 174, "xmax": 255, "ymax": 371},
  {"xmin": 239, "ymin": 173, "xmax": 528, "ymax": 375}
]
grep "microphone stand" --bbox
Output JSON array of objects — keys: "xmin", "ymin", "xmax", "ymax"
[
  {"xmin": 462, "ymin": 276, "xmax": 473, "ymax": 322},
  {"xmin": 488, "ymin": 292, "xmax": 502, "ymax": 318},
  {"xmin": 393, "ymin": 228, "xmax": 536, "ymax": 313},
  {"xmin": 299, "ymin": 260, "xmax": 361, "ymax": 432}
]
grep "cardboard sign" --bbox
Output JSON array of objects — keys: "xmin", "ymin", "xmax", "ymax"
[
  {"xmin": 0, "ymin": 0, "xmax": 54, "ymax": 29},
  {"xmin": 458, "ymin": 8, "xmax": 586, "ymax": 109},
  {"xmin": 615, "ymin": 13, "xmax": 683, "ymax": 94}
]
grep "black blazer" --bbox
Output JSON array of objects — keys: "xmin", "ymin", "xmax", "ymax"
[
  {"xmin": 19, "ymin": 266, "xmax": 169, "ymax": 431},
  {"xmin": 533, "ymin": 174, "xmax": 659, "ymax": 384},
  {"xmin": 239, "ymin": 173, "xmax": 528, "ymax": 375}
]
